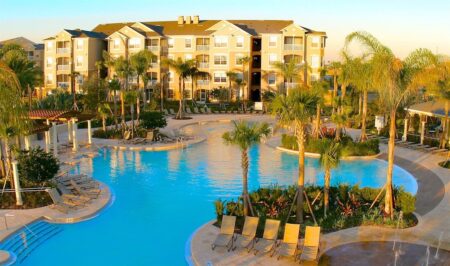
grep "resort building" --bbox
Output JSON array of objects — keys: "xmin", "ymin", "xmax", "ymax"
[
  {"xmin": 43, "ymin": 29, "xmax": 106, "ymax": 94},
  {"xmin": 0, "ymin": 37, "xmax": 44, "ymax": 69},
  {"xmin": 43, "ymin": 16, "xmax": 326, "ymax": 101}
]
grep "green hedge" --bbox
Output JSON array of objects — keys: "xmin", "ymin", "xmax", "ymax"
[{"xmin": 92, "ymin": 128, "xmax": 123, "ymax": 139}]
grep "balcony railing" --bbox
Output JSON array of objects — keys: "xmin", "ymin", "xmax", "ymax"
[
  {"xmin": 147, "ymin": 46, "xmax": 160, "ymax": 52},
  {"xmin": 150, "ymin": 63, "xmax": 159, "ymax": 69},
  {"xmin": 56, "ymin": 48, "xmax": 70, "ymax": 54},
  {"xmin": 57, "ymin": 82, "xmax": 70, "ymax": 88},
  {"xmin": 197, "ymin": 80, "xmax": 209, "ymax": 85},
  {"xmin": 198, "ymin": 62, "xmax": 209, "ymax": 68},
  {"xmin": 57, "ymin": 65, "xmax": 70, "ymax": 71},
  {"xmin": 196, "ymin": 45, "xmax": 209, "ymax": 51},
  {"xmin": 283, "ymin": 44, "xmax": 303, "ymax": 51}
]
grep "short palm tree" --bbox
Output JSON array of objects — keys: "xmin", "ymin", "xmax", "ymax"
[
  {"xmin": 187, "ymin": 65, "xmax": 209, "ymax": 104},
  {"xmin": 311, "ymin": 80, "xmax": 329, "ymax": 139},
  {"xmin": 226, "ymin": 71, "xmax": 238, "ymax": 102},
  {"xmin": 97, "ymin": 103, "xmax": 112, "ymax": 131},
  {"xmin": 130, "ymin": 50, "xmax": 154, "ymax": 116},
  {"xmin": 272, "ymin": 89, "xmax": 319, "ymax": 222},
  {"xmin": 108, "ymin": 78, "xmax": 120, "ymax": 129},
  {"xmin": 272, "ymin": 60, "xmax": 300, "ymax": 95},
  {"xmin": 346, "ymin": 31, "xmax": 436, "ymax": 217},
  {"xmin": 319, "ymin": 140, "xmax": 341, "ymax": 217},
  {"xmin": 124, "ymin": 91, "xmax": 138, "ymax": 138},
  {"xmin": 238, "ymin": 56, "xmax": 251, "ymax": 102},
  {"xmin": 222, "ymin": 121, "xmax": 271, "ymax": 216},
  {"xmin": 327, "ymin": 61, "xmax": 341, "ymax": 102},
  {"xmin": 114, "ymin": 56, "xmax": 133, "ymax": 125}
]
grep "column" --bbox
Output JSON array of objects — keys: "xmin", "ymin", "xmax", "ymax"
[
  {"xmin": 402, "ymin": 118, "xmax": 408, "ymax": 141},
  {"xmin": 87, "ymin": 120, "xmax": 92, "ymax": 145},
  {"xmin": 67, "ymin": 120, "xmax": 72, "ymax": 142},
  {"xmin": 12, "ymin": 161, "xmax": 23, "ymax": 206},
  {"xmin": 24, "ymin": 135, "xmax": 31, "ymax": 150},
  {"xmin": 72, "ymin": 118, "xmax": 78, "ymax": 152},
  {"xmin": 52, "ymin": 122, "xmax": 58, "ymax": 157},
  {"xmin": 45, "ymin": 119, "xmax": 50, "ymax": 153},
  {"xmin": 420, "ymin": 120, "xmax": 426, "ymax": 145}
]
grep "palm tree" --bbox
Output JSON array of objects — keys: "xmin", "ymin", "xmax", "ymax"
[
  {"xmin": 97, "ymin": 103, "xmax": 112, "ymax": 131},
  {"xmin": 319, "ymin": 140, "xmax": 341, "ymax": 217},
  {"xmin": 124, "ymin": 91, "xmax": 138, "ymax": 138},
  {"xmin": 327, "ymin": 61, "xmax": 341, "ymax": 104},
  {"xmin": 187, "ymin": 65, "xmax": 209, "ymax": 104},
  {"xmin": 272, "ymin": 89, "xmax": 319, "ymax": 222},
  {"xmin": 114, "ymin": 56, "xmax": 133, "ymax": 125},
  {"xmin": 130, "ymin": 50, "xmax": 154, "ymax": 117},
  {"xmin": 238, "ymin": 56, "xmax": 251, "ymax": 103},
  {"xmin": 346, "ymin": 31, "xmax": 436, "ymax": 218},
  {"xmin": 273, "ymin": 60, "xmax": 300, "ymax": 95},
  {"xmin": 108, "ymin": 78, "xmax": 120, "ymax": 129},
  {"xmin": 222, "ymin": 121, "xmax": 271, "ymax": 216},
  {"xmin": 226, "ymin": 71, "xmax": 238, "ymax": 102},
  {"xmin": 311, "ymin": 80, "xmax": 329, "ymax": 139}
]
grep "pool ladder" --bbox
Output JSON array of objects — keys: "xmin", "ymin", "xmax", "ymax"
[{"xmin": 0, "ymin": 221, "xmax": 63, "ymax": 264}]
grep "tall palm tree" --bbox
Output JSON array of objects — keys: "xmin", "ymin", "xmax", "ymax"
[
  {"xmin": 226, "ymin": 71, "xmax": 238, "ymax": 102},
  {"xmin": 114, "ymin": 56, "xmax": 133, "ymax": 125},
  {"xmin": 327, "ymin": 61, "xmax": 341, "ymax": 104},
  {"xmin": 124, "ymin": 91, "xmax": 138, "ymax": 138},
  {"xmin": 108, "ymin": 78, "xmax": 120, "ymax": 129},
  {"xmin": 238, "ymin": 56, "xmax": 251, "ymax": 102},
  {"xmin": 130, "ymin": 50, "xmax": 154, "ymax": 117},
  {"xmin": 272, "ymin": 89, "xmax": 319, "ymax": 222},
  {"xmin": 311, "ymin": 80, "xmax": 329, "ymax": 139},
  {"xmin": 346, "ymin": 31, "xmax": 436, "ymax": 217},
  {"xmin": 222, "ymin": 121, "xmax": 271, "ymax": 216},
  {"xmin": 319, "ymin": 140, "xmax": 341, "ymax": 217},
  {"xmin": 273, "ymin": 60, "xmax": 300, "ymax": 95},
  {"xmin": 187, "ymin": 65, "xmax": 209, "ymax": 104},
  {"xmin": 97, "ymin": 103, "xmax": 112, "ymax": 131}
]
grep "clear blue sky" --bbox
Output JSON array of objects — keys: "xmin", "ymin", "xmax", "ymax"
[{"xmin": 1, "ymin": 0, "xmax": 449, "ymax": 61}]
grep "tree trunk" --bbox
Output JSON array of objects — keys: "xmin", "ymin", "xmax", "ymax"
[
  {"xmin": 130, "ymin": 104, "xmax": 135, "ymax": 138},
  {"xmin": 176, "ymin": 78, "xmax": 184, "ymax": 119},
  {"xmin": 314, "ymin": 104, "xmax": 321, "ymax": 139},
  {"xmin": 384, "ymin": 109, "xmax": 396, "ymax": 218},
  {"xmin": 113, "ymin": 89, "xmax": 118, "ymax": 129},
  {"xmin": 324, "ymin": 168, "xmax": 330, "ymax": 217},
  {"xmin": 358, "ymin": 92, "xmax": 362, "ymax": 115},
  {"xmin": 0, "ymin": 140, "xmax": 6, "ymax": 178},
  {"xmin": 228, "ymin": 79, "xmax": 232, "ymax": 102},
  {"xmin": 102, "ymin": 117, "xmax": 106, "ymax": 131},
  {"xmin": 296, "ymin": 123, "xmax": 305, "ymax": 223},
  {"xmin": 136, "ymin": 75, "xmax": 140, "ymax": 123},
  {"xmin": 192, "ymin": 78, "xmax": 195, "ymax": 104},
  {"xmin": 242, "ymin": 148, "xmax": 249, "ymax": 216},
  {"xmin": 360, "ymin": 89, "xmax": 368, "ymax": 142},
  {"xmin": 28, "ymin": 84, "xmax": 32, "ymax": 111},
  {"xmin": 439, "ymin": 100, "xmax": 448, "ymax": 149},
  {"xmin": 120, "ymin": 89, "xmax": 126, "ymax": 127}
]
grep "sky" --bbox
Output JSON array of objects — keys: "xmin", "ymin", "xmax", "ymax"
[{"xmin": 1, "ymin": 0, "xmax": 449, "ymax": 61}]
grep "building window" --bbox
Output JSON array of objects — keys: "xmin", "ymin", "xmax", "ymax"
[
  {"xmin": 311, "ymin": 55, "xmax": 320, "ymax": 68},
  {"xmin": 269, "ymin": 54, "xmax": 277, "ymax": 65},
  {"xmin": 268, "ymin": 73, "xmax": 276, "ymax": 85},
  {"xmin": 129, "ymin": 38, "xmax": 141, "ymax": 49},
  {"xmin": 185, "ymin": 54, "xmax": 192, "ymax": 60},
  {"xmin": 214, "ymin": 55, "xmax": 227, "ymax": 65},
  {"xmin": 235, "ymin": 54, "xmax": 243, "ymax": 65},
  {"xmin": 168, "ymin": 38, "xmax": 174, "ymax": 48},
  {"xmin": 76, "ymin": 39, "xmax": 84, "ymax": 50},
  {"xmin": 311, "ymin": 37, "xmax": 320, "ymax": 48},
  {"xmin": 46, "ymin": 57, "xmax": 53, "ymax": 68},
  {"xmin": 214, "ymin": 72, "xmax": 227, "ymax": 83},
  {"xmin": 185, "ymin": 38, "xmax": 192, "ymax": 48},
  {"xmin": 46, "ymin": 41, "xmax": 53, "ymax": 51},
  {"xmin": 113, "ymin": 39, "xmax": 120, "ymax": 49},
  {"xmin": 236, "ymin": 36, "xmax": 244, "ymax": 48},
  {"xmin": 76, "ymin": 56, "xmax": 83, "ymax": 67},
  {"xmin": 269, "ymin": 36, "xmax": 277, "ymax": 47},
  {"xmin": 214, "ymin": 36, "xmax": 228, "ymax": 47}
]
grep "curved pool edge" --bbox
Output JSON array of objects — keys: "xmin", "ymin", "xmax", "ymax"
[{"xmin": 275, "ymin": 145, "xmax": 382, "ymax": 160}]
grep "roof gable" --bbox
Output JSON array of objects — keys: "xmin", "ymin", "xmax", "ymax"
[{"xmin": 206, "ymin": 20, "xmax": 252, "ymax": 36}]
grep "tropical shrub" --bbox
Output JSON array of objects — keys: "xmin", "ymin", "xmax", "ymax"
[
  {"xmin": 17, "ymin": 147, "xmax": 59, "ymax": 183},
  {"xmin": 139, "ymin": 111, "xmax": 167, "ymax": 130},
  {"xmin": 439, "ymin": 160, "xmax": 450, "ymax": 169},
  {"xmin": 92, "ymin": 128, "xmax": 122, "ymax": 139}
]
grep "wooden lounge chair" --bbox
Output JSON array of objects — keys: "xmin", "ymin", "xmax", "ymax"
[
  {"xmin": 56, "ymin": 183, "xmax": 91, "ymax": 204},
  {"xmin": 169, "ymin": 108, "xmax": 176, "ymax": 115},
  {"xmin": 274, "ymin": 223, "xmax": 300, "ymax": 260},
  {"xmin": 193, "ymin": 107, "xmax": 200, "ymax": 114},
  {"xmin": 253, "ymin": 219, "xmax": 280, "ymax": 255},
  {"xmin": 212, "ymin": 215, "xmax": 236, "ymax": 251},
  {"xmin": 185, "ymin": 107, "xmax": 193, "ymax": 114},
  {"xmin": 232, "ymin": 216, "xmax": 259, "ymax": 252},
  {"xmin": 205, "ymin": 107, "xmax": 212, "ymax": 114},
  {"xmin": 46, "ymin": 188, "xmax": 80, "ymax": 213},
  {"xmin": 298, "ymin": 226, "xmax": 321, "ymax": 263},
  {"xmin": 70, "ymin": 180, "xmax": 101, "ymax": 199}
]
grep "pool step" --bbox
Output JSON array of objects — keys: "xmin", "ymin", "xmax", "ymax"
[{"xmin": 0, "ymin": 220, "xmax": 63, "ymax": 264}]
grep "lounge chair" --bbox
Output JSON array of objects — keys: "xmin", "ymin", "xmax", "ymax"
[
  {"xmin": 253, "ymin": 219, "xmax": 280, "ymax": 255},
  {"xmin": 192, "ymin": 107, "xmax": 199, "ymax": 114},
  {"xmin": 169, "ymin": 108, "xmax": 176, "ymax": 115},
  {"xmin": 70, "ymin": 179, "xmax": 101, "ymax": 199},
  {"xmin": 274, "ymin": 223, "xmax": 300, "ymax": 260},
  {"xmin": 56, "ymin": 183, "xmax": 91, "ymax": 204},
  {"xmin": 57, "ymin": 175, "xmax": 99, "ymax": 189},
  {"xmin": 211, "ymin": 215, "xmax": 236, "ymax": 251},
  {"xmin": 232, "ymin": 216, "xmax": 259, "ymax": 252},
  {"xmin": 205, "ymin": 107, "xmax": 212, "ymax": 114},
  {"xmin": 163, "ymin": 109, "xmax": 169, "ymax": 115},
  {"xmin": 46, "ymin": 188, "xmax": 81, "ymax": 213},
  {"xmin": 298, "ymin": 226, "xmax": 321, "ymax": 263},
  {"xmin": 185, "ymin": 107, "xmax": 193, "ymax": 114},
  {"xmin": 123, "ymin": 131, "xmax": 132, "ymax": 140}
]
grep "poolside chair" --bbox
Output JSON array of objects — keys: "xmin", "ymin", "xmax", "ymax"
[
  {"xmin": 232, "ymin": 216, "xmax": 259, "ymax": 252},
  {"xmin": 57, "ymin": 183, "xmax": 91, "ymax": 204},
  {"xmin": 298, "ymin": 226, "xmax": 321, "ymax": 263},
  {"xmin": 163, "ymin": 109, "xmax": 169, "ymax": 116},
  {"xmin": 70, "ymin": 179, "xmax": 101, "ymax": 199},
  {"xmin": 273, "ymin": 223, "xmax": 300, "ymax": 260},
  {"xmin": 46, "ymin": 188, "xmax": 81, "ymax": 213},
  {"xmin": 123, "ymin": 131, "xmax": 132, "ymax": 140},
  {"xmin": 169, "ymin": 108, "xmax": 176, "ymax": 115},
  {"xmin": 205, "ymin": 107, "xmax": 212, "ymax": 114},
  {"xmin": 211, "ymin": 215, "xmax": 236, "ymax": 251},
  {"xmin": 253, "ymin": 219, "xmax": 280, "ymax": 255},
  {"xmin": 58, "ymin": 175, "xmax": 99, "ymax": 189},
  {"xmin": 193, "ymin": 107, "xmax": 200, "ymax": 114},
  {"xmin": 185, "ymin": 107, "xmax": 193, "ymax": 114}
]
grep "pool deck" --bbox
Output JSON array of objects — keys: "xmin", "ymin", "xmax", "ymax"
[{"xmin": 189, "ymin": 125, "xmax": 450, "ymax": 265}]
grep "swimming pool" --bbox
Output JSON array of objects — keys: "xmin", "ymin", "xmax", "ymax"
[{"xmin": 3, "ymin": 122, "xmax": 417, "ymax": 265}]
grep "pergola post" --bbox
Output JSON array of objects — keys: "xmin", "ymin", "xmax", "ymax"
[
  {"xmin": 67, "ymin": 120, "xmax": 72, "ymax": 142},
  {"xmin": 72, "ymin": 118, "xmax": 78, "ymax": 152},
  {"xmin": 87, "ymin": 120, "xmax": 92, "ymax": 145},
  {"xmin": 24, "ymin": 135, "xmax": 31, "ymax": 151},
  {"xmin": 12, "ymin": 161, "xmax": 23, "ymax": 206},
  {"xmin": 420, "ymin": 120, "xmax": 426, "ymax": 145},
  {"xmin": 402, "ymin": 118, "xmax": 408, "ymax": 141},
  {"xmin": 45, "ymin": 119, "xmax": 50, "ymax": 153},
  {"xmin": 52, "ymin": 122, "xmax": 58, "ymax": 157}
]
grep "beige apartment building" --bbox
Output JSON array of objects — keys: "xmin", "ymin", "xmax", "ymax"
[
  {"xmin": 44, "ymin": 16, "xmax": 326, "ymax": 101},
  {"xmin": 43, "ymin": 29, "xmax": 106, "ymax": 94},
  {"xmin": 0, "ymin": 37, "xmax": 44, "ymax": 69}
]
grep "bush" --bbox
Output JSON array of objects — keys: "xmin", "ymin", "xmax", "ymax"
[
  {"xmin": 17, "ymin": 147, "xmax": 59, "ymax": 183},
  {"xmin": 92, "ymin": 128, "xmax": 122, "ymax": 139},
  {"xmin": 139, "ymin": 111, "xmax": 167, "ymax": 130},
  {"xmin": 439, "ymin": 160, "xmax": 450, "ymax": 169},
  {"xmin": 281, "ymin": 134, "xmax": 298, "ymax": 150}
]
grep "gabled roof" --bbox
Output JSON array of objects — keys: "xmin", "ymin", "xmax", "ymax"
[
  {"xmin": 405, "ymin": 100, "xmax": 446, "ymax": 118},
  {"xmin": 229, "ymin": 20, "xmax": 293, "ymax": 35},
  {"xmin": 63, "ymin": 29, "xmax": 107, "ymax": 39}
]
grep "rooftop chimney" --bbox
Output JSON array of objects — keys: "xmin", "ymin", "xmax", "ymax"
[
  {"xmin": 193, "ymin": 15, "xmax": 199, "ymax": 24},
  {"xmin": 178, "ymin": 16, "xmax": 184, "ymax": 25},
  {"xmin": 185, "ymin": 16, "xmax": 192, "ymax": 24}
]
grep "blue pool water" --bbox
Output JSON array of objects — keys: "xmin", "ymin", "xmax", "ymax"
[{"xmin": 5, "ymin": 122, "xmax": 417, "ymax": 265}]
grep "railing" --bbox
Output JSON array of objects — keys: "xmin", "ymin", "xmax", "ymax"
[
  {"xmin": 57, "ymin": 65, "xmax": 70, "ymax": 71},
  {"xmin": 150, "ymin": 63, "xmax": 159, "ymax": 69},
  {"xmin": 283, "ymin": 44, "xmax": 303, "ymax": 51},
  {"xmin": 198, "ymin": 62, "xmax": 209, "ymax": 68},
  {"xmin": 57, "ymin": 82, "xmax": 69, "ymax": 88},
  {"xmin": 197, "ymin": 80, "xmax": 209, "ymax": 85},
  {"xmin": 147, "ymin": 46, "xmax": 160, "ymax": 52},
  {"xmin": 56, "ymin": 48, "xmax": 69, "ymax": 54},
  {"xmin": 196, "ymin": 45, "xmax": 209, "ymax": 51}
]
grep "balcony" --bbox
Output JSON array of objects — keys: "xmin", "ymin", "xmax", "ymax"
[
  {"xmin": 198, "ymin": 62, "xmax": 209, "ymax": 68},
  {"xmin": 197, "ymin": 80, "xmax": 209, "ymax": 85},
  {"xmin": 283, "ymin": 44, "xmax": 303, "ymax": 51},
  {"xmin": 150, "ymin": 63, "xmax": 159, "ymax": 69},
  {"xmin": 56, "ymin": 48, "xmax": 70, "ymax": 54},
  {"xmin": 57, "ymin": 65, "xmax": 70, "ymax": 71},
  {"xmin": 147, "ymin": 46, "xmax": 160, "ymax": 52},
  {"xmin": 196, "ymin": 45, "xmax": 209, "ymax": 51},
  {"xmin": 57, "ymin": 82, "xmax": 70, "ymax": 88}
]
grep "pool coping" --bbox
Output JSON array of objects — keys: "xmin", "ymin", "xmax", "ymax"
[{"xmin": 275, "ymin": 145, "xmax": 382, "ymax": 160}]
